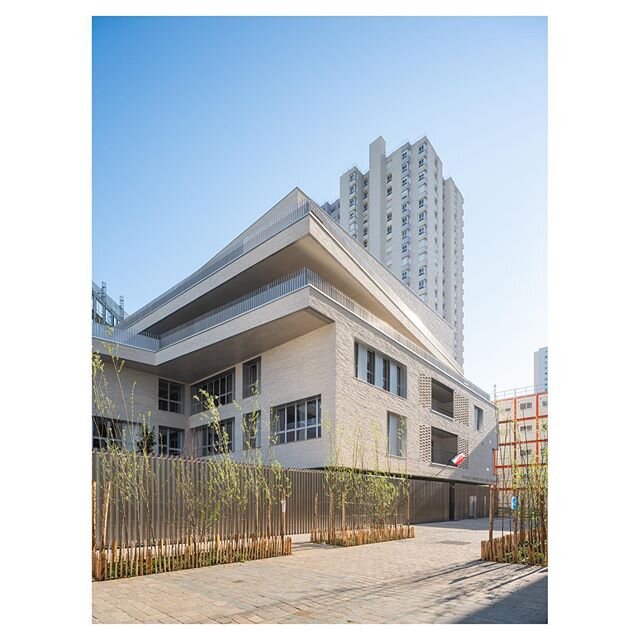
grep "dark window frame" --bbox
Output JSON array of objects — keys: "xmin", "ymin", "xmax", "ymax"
[
  {"xmin": 271, "ymin": 395, "xmax": 321, "ymax": 445},
  {"xmin": 242, "ymin": 357, "xmax": 261, "ymax": 398},
  {"xmin": 242, "ymin": 410, "xmax": 261, "ymax": 450},
  {"xmin": 195, "ymin": 418, "xmax": 235, "ymax": 456},
  {"xmin": 191, "ymin": 369, "xmax": 235, "ymax": 414},
  {"xmin": 158, "ymin": 379, "xmax": 184, "ymax": 414},
  {"xmin": 158, "ymin": 426, "xmax": 184, "ymax": 456}
]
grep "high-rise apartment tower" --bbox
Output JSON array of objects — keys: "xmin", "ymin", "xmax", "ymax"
[
  {"xmin": 322, "ymin": 136, "xmax": 464, "ymax": 366},
  {"xmin": 534, "ymin": 346, "xmax": 548, "ymax": 391}
]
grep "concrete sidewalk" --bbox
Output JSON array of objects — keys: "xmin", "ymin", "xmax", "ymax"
[{"xmin": 92, "ymin": 518, "xmax": 548, "ymax": 624}]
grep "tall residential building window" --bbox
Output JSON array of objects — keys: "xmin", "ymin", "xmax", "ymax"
[
  {"xmin": 191, "ymin": 369, "xmax": 234, "ymax": 414},
  {"xmin": 419, "ymin": 279, "xmax": 426, "ymax": 290},
  {"xmin": 474, "ymin": 406, "xmax": 484, "ymax": 431},
  {"xmin": 387, "ymin": 224, "xmax": 392, "ymax": 235},
  {"xmin": 242, "ymin": 357, "xmax": 261, "ymax": 398},
  {"xmin": 418, "ymin": 172, "xmax": 425, "ymax": 181},
  {"xmin": 419, "ymin": 226, "xmax": 426, "ymax": 236},
  {"xmin": 272, "ymin": 395, "xmax": 321, "ymax": 444},
  {"xmin": 243, "ymin": 410, "xmax": 261, "ymax": 449},
  {"xmin": 158, "ymin": 426, "xmax": 184, "ymax": 456},
  {"xmin": 387, "ymin": 412, "xmax": 407, "ymax": 458},
  {"xmin": 158, "ymin": 379, "xmax": 184, "ymax": 414},
  {"xmin": 418, "ymin": 144, "xmax": 425, "ymax": 153},
  {"xmin": 402, "ymin": 229, "xmax": 408, "ymax": 239},
  {"xmin": 418, "ymin": 266, "xmax": 425, "ymax": 276},
  {"xmin": 386, "ymin": 173, "xmax": 392, "ymax": 183},
  {"xmin": 195, "ymin": 418, "xmax": 235, "ymax": 456},
  {"xmin": 386, "ymin": 211, "xmax": 392, "ymax": 221},
  {"xmin": 401, "ymin": 270, "xmax": 408, "ymax": 280},
  {"xmin": 418, "ymin": 212, "xmax": 425, "ymax": 221},
  {"xmin": 386, "ymin": 186, "xmax": 392, "ymax": 195},
  {"xmin": 355, "ymin": 342, "xmax": 407, "ymax": 398},
  {"xmin": 401, "ymin": 163, "xmax": 408, "ymax": 171},
  {"xmin": 402, "ymin": 243, "xmax": 408, "ymax": 253}
]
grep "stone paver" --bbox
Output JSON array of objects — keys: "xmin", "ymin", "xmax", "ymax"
[{"xmin": 93, "ymin": 518, "xmax": 547, "ymax": 624}]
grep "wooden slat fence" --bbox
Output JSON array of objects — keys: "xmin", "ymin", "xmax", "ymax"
[{"xmin": 92, "ymin": 451, "xmax": 490, "ymax": 547}]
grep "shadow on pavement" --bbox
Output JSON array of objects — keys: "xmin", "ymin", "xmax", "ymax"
[{"xmin": 455, "ymin": 577, "xmax": 548, "ymax": 623}]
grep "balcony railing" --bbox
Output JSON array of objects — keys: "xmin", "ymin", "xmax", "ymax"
[
  {"xmin": 119, "ymin": 196, "xmax": 313, "ymax": 328},
  {"xmin": 92, "ymin": 321, "xmax": 160, "ymax": 351},
  {"xmin": 93, "ymin": 265, "xmax": 490, "ymax": 401}
]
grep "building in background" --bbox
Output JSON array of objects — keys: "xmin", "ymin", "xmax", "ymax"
[
  {"xmin": 493, "ymin": 386, "xmax": 548, "ymax": 511},
  {"xmin": 534, "ymin": 346, "xmax": 548, "ymax": 391},
  {"xmin": 92, "ymin": 280, "xmax": 126, "ymax": 327},
  {"xmin": 92, "ymin": 188, "xmax": 495, "ymax": 494},
  {"xmin": 322, "ymin": 136, "xmax": 464, "ymax": 366}
]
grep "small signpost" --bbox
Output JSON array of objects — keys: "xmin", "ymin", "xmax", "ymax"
[{"xmin": 511, "ymin": 495, "xmax": 518, "ymax": 511}]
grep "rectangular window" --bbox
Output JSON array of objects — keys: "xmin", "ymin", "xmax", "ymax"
[
  {"xmin": 242, "ymin": 357, "xmax": 261, "ymax": 398},
  {"xmin": 355, "ymin": 342, "xmax": 407, "ymax": 398},
  {"xmin": 92, "ymin": 417, "xmax": 124, "ymax": 450},
  {"xmin": 366, "ymin": 350, "xmax": 376, "ymax": 384},
  {"xmin": 158, "ymin": 379, "xmax": 184, "ymax": 414},
  {"xmin": 158, "ymin": 426, "xmax": 184, "ymax": 456},
  {"xmin": 418, "ymin": 266, "xmax": 425, "ymax": 276},
  {"xmin": 418, "ymin": 212, "xmax": 425, "ymax": 221},
  {"xmin": 386, "ymin": 211, "xmax": 392, "ymax": 221},
  {"xmin": 419, "ymin": 226, "xmax": 426, "ymax": 235},
  {"xmin": 271, "ymin": 396, "xmax": 321, "ymax": 444},
  {"xmin": 418, "ymin": 279, "xmax": 426, "ymax": 290},
  {"xmin": 191, "ymin": 369, "xmax": 234, "ymax": 414},
  {"xmin": 196, "ymin": 418, "xmax": 234, "ymax": 456},
  {"xmin": 474, "ymin": 406, "xmax": 484, "ymax": 431},
  {"xmin": 382, "ymin": 358, "xmax": 391, "ymax": 391},
  {"xmin": 402, "ymin": 229, "xmax": 408, "ymax": 239},
  {"xmin": 386, "ymin": 186, "xmax": 392, "ymax": 196},
  {"xmin": 431, "ymin": 427, "xmax": 458, "ymax": 465},
  {"xmin": 242, "ymin": 410, "xmax": 261, "ymax": 449},
  {"xmin": 402, "ymin": 243, "xmax": 408, "ymax": 253},
  {"xmin": 387, "ymin": 413, "xmax": 406, "ymax": 457},
  {"xmin": 431, "ymin": 379, "xmax": 454, "ymax": 418},
  {"xmin": 418, "ymin": 172, "xmax": 425, "ymax": 181},
  {"xmin": 418, "ymin": 144, "xmax": 425, "ymax": 153},
  {"xmin": 519, "ymin": 401, "xmax": 533, "ymax": 410},
  {"xmin": 387, "ymin": 225, "xmax": 392, "ymax": 235},
  {"xmin": 387, "ymin": 173, "xmax": 392, "ymax": 183}
]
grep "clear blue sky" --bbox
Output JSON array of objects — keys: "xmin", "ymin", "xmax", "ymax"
[{"xmin": 93, "ymin": 16, "xmax": 547, "ymax": 394}]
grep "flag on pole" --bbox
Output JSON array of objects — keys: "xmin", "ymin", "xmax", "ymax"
[{"xmin": 451, "ymin": 453, "xmax": 466, "ymax": 467}]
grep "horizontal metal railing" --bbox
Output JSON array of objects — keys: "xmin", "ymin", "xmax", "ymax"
[
  {"xmin": 92, "ymin": 266, "xmax": 490, "ymax": 401},
  {"xmin": 157, "ymin": 270, "xmax": 312, "ymax": 348},
  {"xmin": 119, "ymin": 198, "xmax": 312, "ymax": 328},
  {"xmin": 92, "ymin": 321, "xmax": 160, "ymax": 351}
]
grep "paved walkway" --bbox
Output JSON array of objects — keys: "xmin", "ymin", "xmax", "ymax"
[{"xmin": 92, "ymin": 518, "xmax": 547, "ymax": 624}]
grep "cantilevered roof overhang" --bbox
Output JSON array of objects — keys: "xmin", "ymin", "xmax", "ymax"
[{"xmin": 115, "ymin": 188, "xmax": 461, "ymax": 374}]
